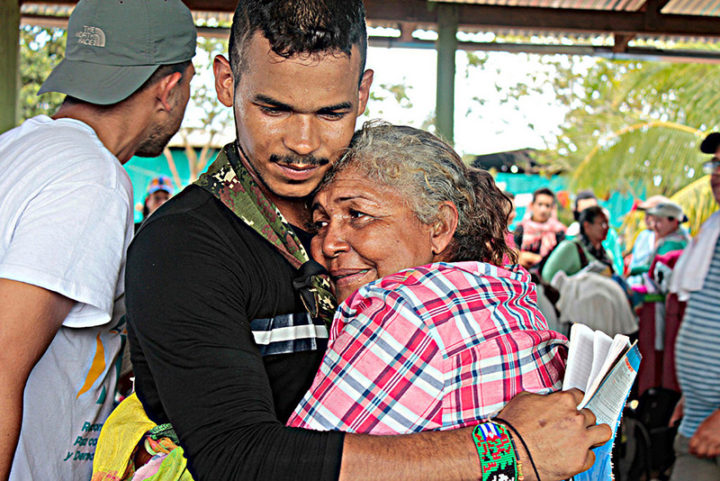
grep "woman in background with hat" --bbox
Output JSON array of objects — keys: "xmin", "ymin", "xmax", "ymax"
[
  {"xmin": 135, "ymin": 176, "xmax": 175, "ymax": 232},
  {"xmin": 630, "ymin": 201, "xmax": 690, "ymax": 276}
]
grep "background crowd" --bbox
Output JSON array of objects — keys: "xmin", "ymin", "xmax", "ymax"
[{"xmin": 504, "ymin": 152, "xmax": 720, "ymax": 479}]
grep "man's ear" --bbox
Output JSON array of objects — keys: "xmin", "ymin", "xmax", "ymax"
[
  {"xmin": 214, "ymin": 54, "xmax": 234, "ymax": 107},
  {"xmin": 430, "ymin": 201, "xmax": 459, "ymax": 261},
  {"xmin": 157, "ymin": 72, "xmax": 183, "ymax": 111},
  {"xmin": 356, "ymin": 69, "xmax": 374, "ymax": 116}
]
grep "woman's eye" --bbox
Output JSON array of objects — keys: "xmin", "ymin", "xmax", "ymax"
[{"xmin": 349, "ymin": 210, "xmax": 367, "ymax": 219}]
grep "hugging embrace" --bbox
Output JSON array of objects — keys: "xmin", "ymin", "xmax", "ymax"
[{"xmin": 94, "ymin": 1, "xmax": 610, "ymax": 480}]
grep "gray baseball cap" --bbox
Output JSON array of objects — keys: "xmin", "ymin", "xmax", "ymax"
[
  {"xmin": 39, "ymin": 0, "xmax": 197, "ymax": 105},
  {"xmin": 647, "ymin": 201, "xmax": 686, "ymax": 221}
]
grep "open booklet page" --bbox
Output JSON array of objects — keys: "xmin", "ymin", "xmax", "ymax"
[{"xmin": 562, "ymin": 323, "xmax": 641, "ymax": 481}]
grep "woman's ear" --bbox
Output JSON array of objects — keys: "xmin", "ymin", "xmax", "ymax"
[{"xmin": 430, "ymin": 201, "xmax": 459, "ymax": 261}]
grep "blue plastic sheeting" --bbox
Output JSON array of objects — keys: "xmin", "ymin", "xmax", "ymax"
[
  {"xmin": 124, "ymin": 148, "xmax": 217, "ymax": 223},
  {"xmin": 495, "ymin": 172, "xmax": 635, "ymax": 231},
  {"xmin": 124, "ymin": 154, "xmax": 636, "ymax": 230}
]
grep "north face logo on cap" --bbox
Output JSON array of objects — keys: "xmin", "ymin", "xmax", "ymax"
[{"xmin": 76, "ymin": 26, "xmax": 106, "ymax": 47}]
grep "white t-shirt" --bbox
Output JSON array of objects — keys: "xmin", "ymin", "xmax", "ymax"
[{"xmin": 0, "ymin": 115, "xmax": 133, "ymax": 481}]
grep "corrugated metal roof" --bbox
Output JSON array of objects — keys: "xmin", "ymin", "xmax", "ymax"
[
  {"xmin": 442, "ymin": 0, "xmax": 644, "ymax": 10},
  {"xmin": 19, "ymin": 0, "xmax": 720, "ymax": 55},
  {"xmin": 431, "ymin": 0, "xmax": 720, "ymax": 14}
]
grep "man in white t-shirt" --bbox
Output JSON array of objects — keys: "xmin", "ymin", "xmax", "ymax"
[{"xmin": 0, "ymin": 1, "xmax": 196, "ymax": 479}]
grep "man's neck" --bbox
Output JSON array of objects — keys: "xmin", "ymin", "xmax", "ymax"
[
  {"xmin": 52, "ymin": 101, "xmax": 149, "ymax": 164},
  {"xmin": 266, "ymin": 190, "xmax": 312, "ymax": 230}
]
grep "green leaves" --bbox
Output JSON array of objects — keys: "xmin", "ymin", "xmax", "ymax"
[{"xmin": 19, "ymin": 26, "xmax": 66, "ymax": 120}]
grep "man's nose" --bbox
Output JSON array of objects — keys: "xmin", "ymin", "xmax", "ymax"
[{"xmin": 284, "ymin": 114, "xmax": 321, "ymax": 156}]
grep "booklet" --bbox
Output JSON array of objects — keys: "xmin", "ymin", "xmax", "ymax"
[{"xmin": 562, "ymin": 323, "xmax": 642, "ymax": 481}]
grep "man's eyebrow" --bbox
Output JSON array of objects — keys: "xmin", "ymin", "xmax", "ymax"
[
  {"xmin": 254, "ymin": 94, "xmax": 352, "ymax": 114},
  {"xmin": 253, "ymin": 94, "xmax": 292, "ymax": 110},
  {"xmin": 317, "ymin": 102, "xmax": 353, "ymax": 114}
]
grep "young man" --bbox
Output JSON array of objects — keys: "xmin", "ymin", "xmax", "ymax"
[
  {"xmin": 125, "ymin": 2, "xmax": 610, "ymax": 480},
  {"xmin": 514, "ymin": 187, "xmax": 567, "ymax": 269},
  {"xmin": 669, "ymin": 136, "xmax": 720, "ymax": 480},
  {"xmin": 0, "ymin": 1, "xmax": 196, "ymax": 479}
]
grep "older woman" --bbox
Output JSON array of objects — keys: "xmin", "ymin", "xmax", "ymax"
[{"xmin": 287, "ymin": 123, "xmax": 567, "ymax": 434}]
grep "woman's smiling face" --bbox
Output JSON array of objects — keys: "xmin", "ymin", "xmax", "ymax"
[{"xmin": 310, "ymin": 167, "xmax": 437, "ymax": 303}]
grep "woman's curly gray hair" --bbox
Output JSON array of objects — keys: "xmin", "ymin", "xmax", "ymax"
[{"xmin": 317, "ymin": 121, "xmax": 515, "ymax": 266}]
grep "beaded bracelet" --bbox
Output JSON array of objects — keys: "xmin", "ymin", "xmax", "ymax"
[
  {"xmin": 472, "ymin": 421, "xmax": 523, "ymax": 481},
  {"xmin": 494, "ymin": 417, "xmax": 541, "ymax": 481}
]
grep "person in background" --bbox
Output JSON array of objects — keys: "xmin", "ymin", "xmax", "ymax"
[
  {"xmin": 543, "ymin": 206, "xmax": 637, "ymax": 337},
  {"xmin": 541, "ymin": 206, "xmax": 613, "ymax": 282},
  {"xmin": 668, "ymin": 135, "xmax": 720, "ymax": 480},
  {"xmin": 135, "ymin": 175, "xmax": 176, "ymax": 232},
  {"xmin": 144, "ymin": 176, "xmax": 175, "ymax": 218},
  {"xmin": 651, "ymin": 202, "xmax": 690, "ymax": 254},
  {"xmin": 565, "ymin": 190, "xmax": 624, "ymax": 275},
  {"xmin": 0, "ymin": 0, "xmax": 196, "ymax": 479},
  {"xmin": 513, "ymin": 187, "xmax": 566, "ymax": 269},
  {"xmin": 627, "ymin": 195, "xmax": 670, "ymax": 286},
  {"xmin": 631, "ymin": 201, "xmax": 690, "ymax": 277},
  {"xmin": 566, "ymin": 190, "xmax": 598, "ymax": 238}
]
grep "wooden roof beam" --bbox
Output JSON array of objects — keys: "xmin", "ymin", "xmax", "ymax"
[
  {"xmin": 20, "ymin": 0, "xmax": 720, "ymax": 38},
  {"xmin": 613, "ymin": 33, "xmax": 635, "ymax": 53}
]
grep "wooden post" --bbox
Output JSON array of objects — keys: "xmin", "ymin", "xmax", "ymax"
[
  {"xmin": 435, "ymin": 3, "xmax": 457, "ymax": 145},
  {"xmin": 0, "ymin": 0, "xmax": 20, "ymax": 134}
]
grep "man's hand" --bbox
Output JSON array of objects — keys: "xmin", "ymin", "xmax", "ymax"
[
  {"xmin": 497, "ymin": 389, "xmax": 612, "ymax": 480},
  {"xmin": 0, "ymin": 279, "xmax": 73, "ymax": 481},
  {"xmin": 689, "ymin": 409, "xmax": 720, "ymax": 458},
  {"xmin": 669, "ymin": 396, "xmax": 684, "ymax": 427}
]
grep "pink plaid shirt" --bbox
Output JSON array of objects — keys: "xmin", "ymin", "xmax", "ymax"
[{"xmin": 287, "ymin": 261, "xmax": 568, "ymax": 434}]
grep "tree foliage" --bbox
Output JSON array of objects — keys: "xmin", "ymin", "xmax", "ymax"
[
  {"xmin": 471, "ymin": 47, "xmax": 720, "ymax": 232},
  {"xmin": 165, "ymin": 35, "xmax": 233, "ymax": 183},
  {"xmin": 19, "ymin": 26, "xmax": 66, "ymax": 120},
  {"xmin": 548, "ymin": 59, "xmax": 719, "ymax": 198}
]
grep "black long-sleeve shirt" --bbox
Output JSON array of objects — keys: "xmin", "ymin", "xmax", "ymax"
[{"xmin": 125, "ymin": 185, "xmax": 344, "ymax": 481}]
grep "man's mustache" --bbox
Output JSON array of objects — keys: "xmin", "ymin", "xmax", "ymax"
[{"xmin": 270, "ymin": 153, "xmax": 330, "ymax": 167}]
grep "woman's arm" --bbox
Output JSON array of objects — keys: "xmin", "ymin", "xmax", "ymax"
[{"xmin": 541, "ymin": 240, "xmax": 581, "ymax": 282}]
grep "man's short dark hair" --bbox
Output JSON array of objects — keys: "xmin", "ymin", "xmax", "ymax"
[
  {"xmin": 532, "ymin": 187, "xmax": 556, "ymax": 204},
  {"xmin": 573, "ymin": 190, "xmax": 596, "ymax": 213},
  {"xmin": 228, "ymin": 0, "xmax": 367, "ymax": 85}
]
